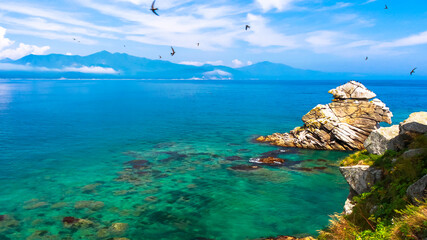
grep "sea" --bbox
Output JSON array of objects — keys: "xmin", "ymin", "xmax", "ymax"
[{"xmin": 0, "ymin": 79, "xmax": 426, "ymax": 240}]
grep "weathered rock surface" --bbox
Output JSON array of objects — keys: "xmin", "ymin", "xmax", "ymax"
[
  {"xmin": 339, "ymin": 165, "xmax": 383, "ymax": 195},
  {"xmin": 407, "ymin": 174, "xmax": 427, "ymax": 205},
  {"xmin": 400, "ymin": 112, "xmax": 427, "ymax": 135},
  {"xmin": 364, "ymin": 125, "xmax": 400, "ymax": 155},
  {"xmin": 257, "ymin": 81, "xmax": 392, "ymax": 151},
  {"xmin": 364, "ymin": 112, "xmax": 427, "ymax": 155}
]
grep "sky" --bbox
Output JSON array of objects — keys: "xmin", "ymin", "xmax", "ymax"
[{"xmin": 0, "ymin": 0, "xmax": 426, "ymax": 75}]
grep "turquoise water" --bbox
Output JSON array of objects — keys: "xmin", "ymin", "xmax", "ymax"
[{"xmin": 0, "ymin": 80, "xmax": 426, "ymax": 240}]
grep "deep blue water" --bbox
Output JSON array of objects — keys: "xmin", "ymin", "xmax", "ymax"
[{"xmin": 0, "ymin": 80, "xmax": 425, "ymax": 240}]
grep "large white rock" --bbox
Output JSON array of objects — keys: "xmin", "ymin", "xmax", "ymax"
[
  {"xmin": 328, "ymin": 81, "xmax": 377, "ymax": 100},
  {"xmin": 400, "ymin": 112, "xmax": 427, "ymax": 134},
  {"xmin": 364, "ymin": 125, "xmax": 400, "ymax": 155},
  {"xmin": 339, "ymin": 165, "xmax": 383, "ymax": 195}
]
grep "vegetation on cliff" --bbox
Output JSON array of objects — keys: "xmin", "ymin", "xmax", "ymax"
[{"xmin": 318, "ymin": 134, "xmax": 427, "ymax": 240}]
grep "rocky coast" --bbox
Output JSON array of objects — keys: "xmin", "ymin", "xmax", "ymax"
[
  {"xmin": 257, "ymin": 81, "xmax": 393, "ymax": 151},
  {"xmin": 257, "ymin": 81, "xmax": 426, "ymax": 240}
]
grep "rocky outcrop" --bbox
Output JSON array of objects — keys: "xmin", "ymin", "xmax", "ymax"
[
  {"xmin": 339, "ymin": 165, "xmax": 383, "ymax": 214},
  {"xmin": 364, "ymin": 125, "xmax": 400, "ymax": 155},
  {"xmin": 400, "ymin": 112, "xmax": 427, "ymax": 135},
  {"xmin": 339, "ymin": 165, "xmax": 383, "ymax": 195},
  {"xmin": 257, "ymin": 81, "xmax": 392, "ymax": 151},
  {"xmin": 364, "ymin": 112, "xmax": 427, "ymax": 155},
  {"xmin": 407, "ymin": 174, "xmax": 427, "ymax": 205}
]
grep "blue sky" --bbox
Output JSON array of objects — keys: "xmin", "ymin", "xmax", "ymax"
[{"xmin": 0, "ymin": 0, "xmax": 426, "ymax": 75}]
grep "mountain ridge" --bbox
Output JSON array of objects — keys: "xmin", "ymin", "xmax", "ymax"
[{"xmin": 0, "ymin": 51, "xmax": 414, "ymax": 80}]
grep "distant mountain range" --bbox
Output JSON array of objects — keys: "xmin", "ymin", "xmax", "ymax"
[{"xmin": 0, "ymin": 51, "xmax": 415, "ymax": 80}]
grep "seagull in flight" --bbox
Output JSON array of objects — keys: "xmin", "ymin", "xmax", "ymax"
[
  {"xmin": 384, "ymin": 4, "xmax": 388, "ymax": 9},
  {"xmin": 245, "ymin": 25, "xmax": 250, "ymax": 31},
  {"xmin": 171, "ymin": 47, "xmax": 176, "ymax": 56},
  {"xmin": 410, "ymin": 68, "xmax": 417, "ymax": 75},
  {"xmin": 151, "ymin": 0, "xmax": 159, "ymax": 16}
]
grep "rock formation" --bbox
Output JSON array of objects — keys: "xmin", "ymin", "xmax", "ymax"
[
  {"xmin": 257, "ymin": 81, "xmax": 393, "ymax": 151},
  {"xmin": 339, "ymin": 165, "xmax": 383, "ymax": 195},
  {"xmin": 406, "ymin": 174, "xmax": 427, "ymax": 205},
  {"xmin": 364, "ymin": 112, "xmax": 427, "ymax": 155}
]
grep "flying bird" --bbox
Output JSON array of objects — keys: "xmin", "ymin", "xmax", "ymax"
[
  {"xmin": 410, "ymin": 68, "xmax": 417, "ymax": 75},
  {"xmin": 384, "ymin": 4, "xmax": 388, "ymax": 9},
  {"xmin": 170, "ymin": 47, "xmax": 176, "ymax": 56},
  {"xmin": 159, "ymin": 55, "xmax": 162, "ymax": 59},
  {"xmin": 151, "ymin": 0, "xmax": 159, "ymax": 16},
  {"xmin": 365, "ymin": 56, "xmax": 368, "ymax": 61},
  {"xmin": 197, "ymin": 43, "xmax": 200, "ymax": 46},
  {"xmin": 245, "ymin": 25, "xmax": 250, "ymax": 31}
]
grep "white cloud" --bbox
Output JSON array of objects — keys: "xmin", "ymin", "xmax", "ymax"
[
  {"xmin": 306, "ymin": 31, "xmax": 340, "ymax": 47},
  {"xmin": 180, "ymin": 61, "xmax": 204, "ymax": 67},
  {"xmin": 65, "ymin": 52, "xmax": 73, "ymax": 56},
  {"xmin": 232, "ymin": 59, "xmax": 244, "ymax": 67},
  {"xmin": 376, "ymin": 31, "xmax": 427, "ymax": 48},
  {"xmin": 203, "ymin": 69, "xmax": 232, "ymax": 79},
  {"xmin": 362, "ymin": 0, "xmax": 377, "ymax": 5},
  {"xmin": 317, "ymin": 2, "xmax": 353, "ymax": 11},
  {"xmin": 244, "ymin": 14, "xmax": 298, "ymax": 49},
  {"xmin": 63, "ymin": 66, "xmax": 118, "ymax": 74},
  {"xmin": 180, "ymin": 60, "xmax": 224, "ymax": 66},
  {"xmin": 0, "ymin": 27, "xmax": 50, "ymax": 60},
  {"xmin": 0, "ymin": 27, "xmax": 14, "ymax": 51},
  {"xmin": 0, "ymin": 63, "xmax": 118, "ymax": 74},
  {"xmin": 255, "ymin": 0, "xmax": 298, "ymax": 12}
]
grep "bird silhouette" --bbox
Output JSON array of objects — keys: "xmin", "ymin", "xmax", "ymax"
[
  {"xmin": 197, "ymin": 43, "xmax": 200, "ymax": 46},
  {"xmin": 159, "ymin": 55, "xmax": 162, "ymax": 59},
  {"xmin": 365, "ymin": 56, "xmax": 368, "ymax": 61},
  {"xmin": 384, "ymin": 4, "xmax": 388, "ymax": 9},
  {"xmin": 171, "ymin": 47, "xmax": 176, "ymax": 56},
  {"xmin": 151, "ymin": 0, "xmax": 159, "ymax": 16},
  {"xmin": 245, "ymin": 25, "xmax": 250, "ymax": 31},
  {"xmin": 410, "ymin": 68, "xmax": 417, "ymax": 75}
]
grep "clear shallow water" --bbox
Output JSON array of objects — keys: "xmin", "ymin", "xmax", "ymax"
[{"xmin": 0, "ymin": 80, "xmax": 425, "ymax": 240}]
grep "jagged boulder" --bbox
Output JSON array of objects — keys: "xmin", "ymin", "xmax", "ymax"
[
  {"xmin": 257, "ymin": 81, "xmax": 393, "ymax": 151},
  {"xmin": 407, "ymin": 175, "xmax": 427, "ymax": 205},
  {"xmin": 339, "ymin": 165, "xmax": 383, "ymax": 195},
  {"xmin": 364, "ymin": 125, "xmax": 400, "ymax": 155},
  {"xmin": 400, "ymin": 112, "xmax": 427, "ymax": 135},
  {"xmin": 364, "ymin": 112, "xmax": 427, "ymax": 155}
]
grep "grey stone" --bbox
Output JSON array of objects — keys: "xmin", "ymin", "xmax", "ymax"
[
  {"xmin": 364, "ymin": 125, "xmax": 400, "ymax": 155},
  {"xmin": 400, "ymin": 112, "xmax": 427, "ymax": 134},
  {"xmin": 339, "ymin": 165, "xmax": 383, "ymax": 195},
  {"xmin": 407, "ymin": 175, "xmax": 427, "ymax": 205},
  {"xmin": 402, "ymin": 148, "xmax": 426, "ymax": 159}
]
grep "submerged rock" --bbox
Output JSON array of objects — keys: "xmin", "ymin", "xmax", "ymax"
[
  {"xmin": 74, "ymin": 201, "xmax": 104, "ymax": 211},
  {"xmin": 62, "ymin": 217, "xmax": 94, "ymax": 229},
  {"xmin": 225, "ymin": 156, "xmax": 243, "ymax": 161},
  {"xmin": 257, "ymin": 81, "xmax": 392, "ymax": 151},
  {"xmin": 229, "ymin": 165, "xmax": 262, "ymax": 171},
  {"xmin": 250, "ymin": 157, "xmax": 285, "ymax": 165},
  {"xmin": 260, "ymin": 236, "xmax": 315, "ymax": 240},
  {"xmin": 109, "ymin": 223, "xmax": 128, "ymax": 235}
]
